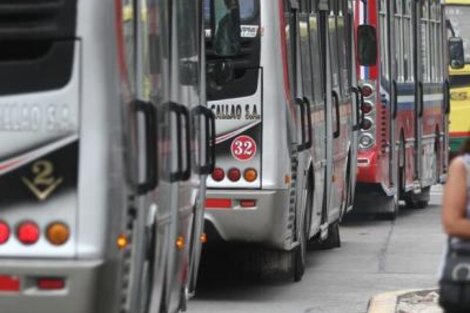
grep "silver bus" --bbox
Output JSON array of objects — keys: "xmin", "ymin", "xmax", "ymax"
[
  {"xmin": 0, "ymin": 0, "xmax": 216, "ymax": 312},
  {"xmin": 203, "ymin": 0, "xmax": 360, "ymax": 281}
]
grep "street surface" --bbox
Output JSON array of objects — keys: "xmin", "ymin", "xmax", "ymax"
[{"xmin": 190, "ymin": 187, "xmax": 445, "ymax": 313}]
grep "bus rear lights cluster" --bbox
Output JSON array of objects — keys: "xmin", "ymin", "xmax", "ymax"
[
  {"xmin": 0, "ymin": 221, "xmax": 10, "ymax": 245},
  {"xmin": 240, "ymin": 199, "xmax": 257, "ymax": 208},
  {"xmin": 362, "ymin": 85, "xmax": 374, "ymax": 97},
  {"xmin": 227, "ymin": 168, "xmax": 241, "ymax": 182},
  {"xmin": 46, "ymin": 222, "xmax": 70, "ymax": 246},
  {"xmin": 361, "ymin": 101, "xmax": 373, "ymax": 114},
  {"xmin": 244, "ymin": 168, "xmax": 258, "ymax": 182},
  {"xmin": 17, "ymin": 222, "xmax": 40, "ymax": 245},
  {"xmin": 361, "ymin": 118, "xmax": 373, "ymax": 131},
  {"xmin": 0, "ymin": 275, "xmax": 20, "ymax": 292},
  {"xmin": 37, "ymin": 278, "xmax": 65, "ymax": 291},
  {"xmin": 211, "ymin": 167, "xmax": 225, "ymax": 182},
  {"xmin": 359, "ymin": 134, "xmax": 375, "ymax": 149}
]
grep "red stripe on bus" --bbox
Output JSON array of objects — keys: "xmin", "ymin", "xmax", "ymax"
[{"xmin": 450, "ymin": 131, "xmax": 470, "ymax": 138}]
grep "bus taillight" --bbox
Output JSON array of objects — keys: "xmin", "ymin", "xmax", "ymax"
[
  {"xmin": 0, "ymin": 221, "xmax": 10, "ymax": 245},
  {"xmin": 46, "ymin": 222, "xmax": 70, "ymax": 246},
  {"xmin": 212, "ymin": 168, "xmax": 225, "ymax": 182},
  {"xmin": 362, "ymin": 85, "xmax": 374, "ymax": 98},
  {"xmin": 227, "ymin": 168, "xmax": 241, "ymax": 182},
  {"xmin": 17, "ymin": 222, "xmax": 40, "ymax": 245}
]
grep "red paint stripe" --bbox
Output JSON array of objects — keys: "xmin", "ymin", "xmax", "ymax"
[
  {"xmin": 0, "ymin": 159, "xmax": 22, "ymax": 171},
  {"xmin": 450, "ymin": 131, "xmax": 470, "ymax": 138},
  {"xmin": 205, "ymin": 199, "xmax": 232, "ymax": 209},
  {"xmin": 368, "ymin": 0, "xmax": 378, "ymax": 79}
]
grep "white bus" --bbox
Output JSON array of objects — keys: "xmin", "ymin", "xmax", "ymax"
[
  {"xmin": 0, "ymin": 0, "xmax": 217, "ymax": 312},
  {"xmin": 203, "ymin": 0, "xmax": 361, "ymax": 281}
]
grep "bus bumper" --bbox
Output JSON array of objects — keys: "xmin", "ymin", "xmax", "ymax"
[
  {"xmin": 0, "ymin": 259, "xmax": 110, "ymax": 313},
  {"xmin": 204, "ymin": 189, "xmax": 292, "ymax": 250}
]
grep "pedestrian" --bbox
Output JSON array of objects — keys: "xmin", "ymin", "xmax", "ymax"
[{"xmin": 439, "ymin": 138, "xmax": 470, "ymax": 313}]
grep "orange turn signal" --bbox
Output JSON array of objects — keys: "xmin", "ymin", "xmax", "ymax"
[
  {"xmin": 200, "ymin": 232, "xmax": 208, "ymax": 244},
  {"xmin": 176, "ymin": 236, "xmax": 185, "ymax": 250},
  {"xmin": 244, "ymin": 168, "xmax": 258, "ymax": 182},
  {"xmin": 116, "ymin": 233, "xmax": 129, "ymax": 250},
  {"xmin": 46, "ymin": 222, "xmax": 70, "ymax": 246}
]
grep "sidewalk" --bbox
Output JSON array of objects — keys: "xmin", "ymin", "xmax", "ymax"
[{"xmin": 368, "ymin": 289, "xmax": 443, "ymax": 313}]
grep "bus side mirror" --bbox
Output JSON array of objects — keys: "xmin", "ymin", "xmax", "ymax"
[
  {"xmin": 357, "ymin": 25, "xmax": 377, "ymax": 66},
  {"xmin": 211, "ymin": 0, "xmax": 242, "ymax": 57},
  {"xmin": 449, "ymin": 37, "xmax": 465, "ymax": 69}
]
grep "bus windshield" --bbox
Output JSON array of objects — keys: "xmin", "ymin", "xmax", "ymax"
[
  {"xmin": 446, "ymin": 5, "xmax": 470, "ymax": 64},
  {"xmin": 204, "ymin": 0, "xmax": 258, "ymax": 24}
]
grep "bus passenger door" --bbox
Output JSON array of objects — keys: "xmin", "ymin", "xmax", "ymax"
[
  {"xmin": 326, "ymin": 1, "xmax": 343, "ymax": 222},
  {"xmin": 167, "ymin": 0, "xmax": 205, "ymax": 311},
  {"xmin": 134, "ymin": 0, "xmax": 173, "ymax": 311}
]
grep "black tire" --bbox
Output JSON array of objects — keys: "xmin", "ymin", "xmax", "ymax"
[
  {"xmin": 405, "ymin": 187, "xmax": 430, "ymax": 209},
  {"xmin": 294, "ymin": 182, "xmax": 313, "ymax": 282},
  {"xmin": 320, "ymin": 222, "xmax": 341, "ymax": 249}
]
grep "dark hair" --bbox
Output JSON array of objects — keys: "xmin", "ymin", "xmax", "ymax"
[{"xmin": 460, "ymin": 137, "xmax": 470, "ymax": 155}]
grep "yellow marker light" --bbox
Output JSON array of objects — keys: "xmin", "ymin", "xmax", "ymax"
[
  {"xmin": 176, "ymin": 236, "xmax": 185, "ymax": 250},
  {"xmin": 285, "ymin": 175, "xmax": 291, "ymax": 185},
  {"xmin": 200, "ymin": 233, "xmax": 208, "ymax": 244},
  {"xmin": 46, "ymin": 222, "xmax": 70, "ymax": 246},
  {"xmin": 117, "ymin": 233, "xmax": 129, "ymax": 250},
  {"xmin": 244, "ymin": 168, "xmax": 258, "ymax": 182}
]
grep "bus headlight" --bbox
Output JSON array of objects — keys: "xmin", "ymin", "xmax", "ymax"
[{"xmin": 359, "ymin": 134, "xmax": 375, "ymax": 149}]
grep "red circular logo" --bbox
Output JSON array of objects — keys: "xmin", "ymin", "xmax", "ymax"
[{"xmin": 231, "ymin": 135, "xmax": 257, "ymax": 162}]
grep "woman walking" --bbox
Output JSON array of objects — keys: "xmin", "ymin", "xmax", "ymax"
[{"xmin": 440, "ymin": 139, "xmax": 470, "ymax": 313}]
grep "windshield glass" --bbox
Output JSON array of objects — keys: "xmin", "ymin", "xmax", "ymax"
[
  {"xmin": 204, "ymin": 0, "xmax": 258, "ymax": 24},
  {"xmin": 446, "ymin": 5, "xmax": 470, "ymax": 64}
]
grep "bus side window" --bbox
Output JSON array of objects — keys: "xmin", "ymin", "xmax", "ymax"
[
  {"xmin": 328, "ymin": 2, "xmax": 340, "ymax": 90},
  {"xmin": 284, "ymin": 0, "xmax": 298, "ymax": 100},
  {"xmin": 337, "ymin": 0, "xmax": 350, "ymax": 97},
  {"xmin": 299, "ymin": 0, "xmax": 314, "ymax": 103},
  {"xmin": 309, "ymin": 9, "xmax": 324, "ymax": 105}
]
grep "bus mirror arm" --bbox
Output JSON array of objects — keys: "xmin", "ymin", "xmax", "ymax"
[
  {"xmin": 295, "ymin": 98, "xmax": 307, "ymax": 152},
  {"xmin": 303, "ymin": 97, "xmax": 313, "ymax": 150},
  {"xmin": 193, "ymin": 106, "xmax": 216, "ymax": 175},
  {"xmin": 418, "ymin": 81, "xmax": 424, "ymax": 118},
  {"xmin": 351, "ymin": 86, "xmax": 362, "ymax": 131},
  {"xmin": 444, "ymin": 80, "xmax": 451, "ymax": 115},
  {"xmin": 135, "ymin": 100, "xmax": 158, "ymax": 194},
  {"xmin": 392, "ymin": 80, "xmax": 398, "ymax": 119},
  {"xmin": 332, "ymin": 91, "xmax": 341, "ymax": 139}
]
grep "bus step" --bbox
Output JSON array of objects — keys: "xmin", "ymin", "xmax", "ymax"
[{"xmin": 320, "ymin": 223, "xmax": 329, "ymax": 241}]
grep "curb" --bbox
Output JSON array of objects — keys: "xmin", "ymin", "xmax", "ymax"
[{"xmin": 367, "ymin": 289, "xmax": 421, "ymax": 313}]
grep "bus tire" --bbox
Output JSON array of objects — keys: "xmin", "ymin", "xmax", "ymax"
[
  {"xmin": 320, "ymin": 221, "xmax": 341, "ymax": 249},
  {"xmin": 405, "ymin": 187, "xmax": 430, "ymax": 209}
]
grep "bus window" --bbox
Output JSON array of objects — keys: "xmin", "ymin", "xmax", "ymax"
[{"xmin": 309, "ymin": 13, "xmax": 324, "ymax": 104}]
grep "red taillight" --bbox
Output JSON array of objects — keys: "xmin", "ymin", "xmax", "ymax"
[
  {"xmin": 362, "ymin": 85, "xmax": 373, "ymax": 97},
  {"xmin": 227, "ymin": 168, "xmax": 241, "ymax": 182},
  {"xmin": 0, "ymin": 276, "xmax": 20, "ymax": 292},
  {"xmin": 240, "ymin": 199, "xmax": 257, "ymax": 208},
  {"xmin": 205, "ymin": 198, "xmax": 232, "ymax": 209},
  {"xmin": 0, "ymin": 221, "xmax": 10, "ymax": 245},
  {"xmin": 361, "ymin": 102, "xmax": 373, "ymax": 114},
  {"xmin": 361, "ymin": 118, "xmax": 373, "ymax": 131},
  {"xmin": 37, "ymin": 278, "xmax": 65, "ymax": 290},
  {"xmin": 212, "ymin": 167, "xmax": 225, "ymax": 182},
  {"xmin": 17, "ymin": 222, "xmax": 40, "ymax": 245}
]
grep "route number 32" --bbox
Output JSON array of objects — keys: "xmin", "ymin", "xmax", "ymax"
[{"xmin": 231, "ymin": 135, "xmax": 257, "ymax": 162}]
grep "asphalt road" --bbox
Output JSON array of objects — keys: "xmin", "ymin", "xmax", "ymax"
[{"xmin": 189, "ymin": 186, "xmax": 446, "ymax": 313}]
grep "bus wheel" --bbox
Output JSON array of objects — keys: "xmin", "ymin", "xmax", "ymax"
[
  {"xmin": 405, "ymin": 187, "xmax": 430, "ymax": 209},
  {"xmin": 319, "ymin": 222, "xmax": 341, "ymax": 249}
]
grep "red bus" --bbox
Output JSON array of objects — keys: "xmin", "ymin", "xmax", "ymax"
[{"xmin": 353, "ymin": 0, "xmax": 449, "ymax": 219}]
